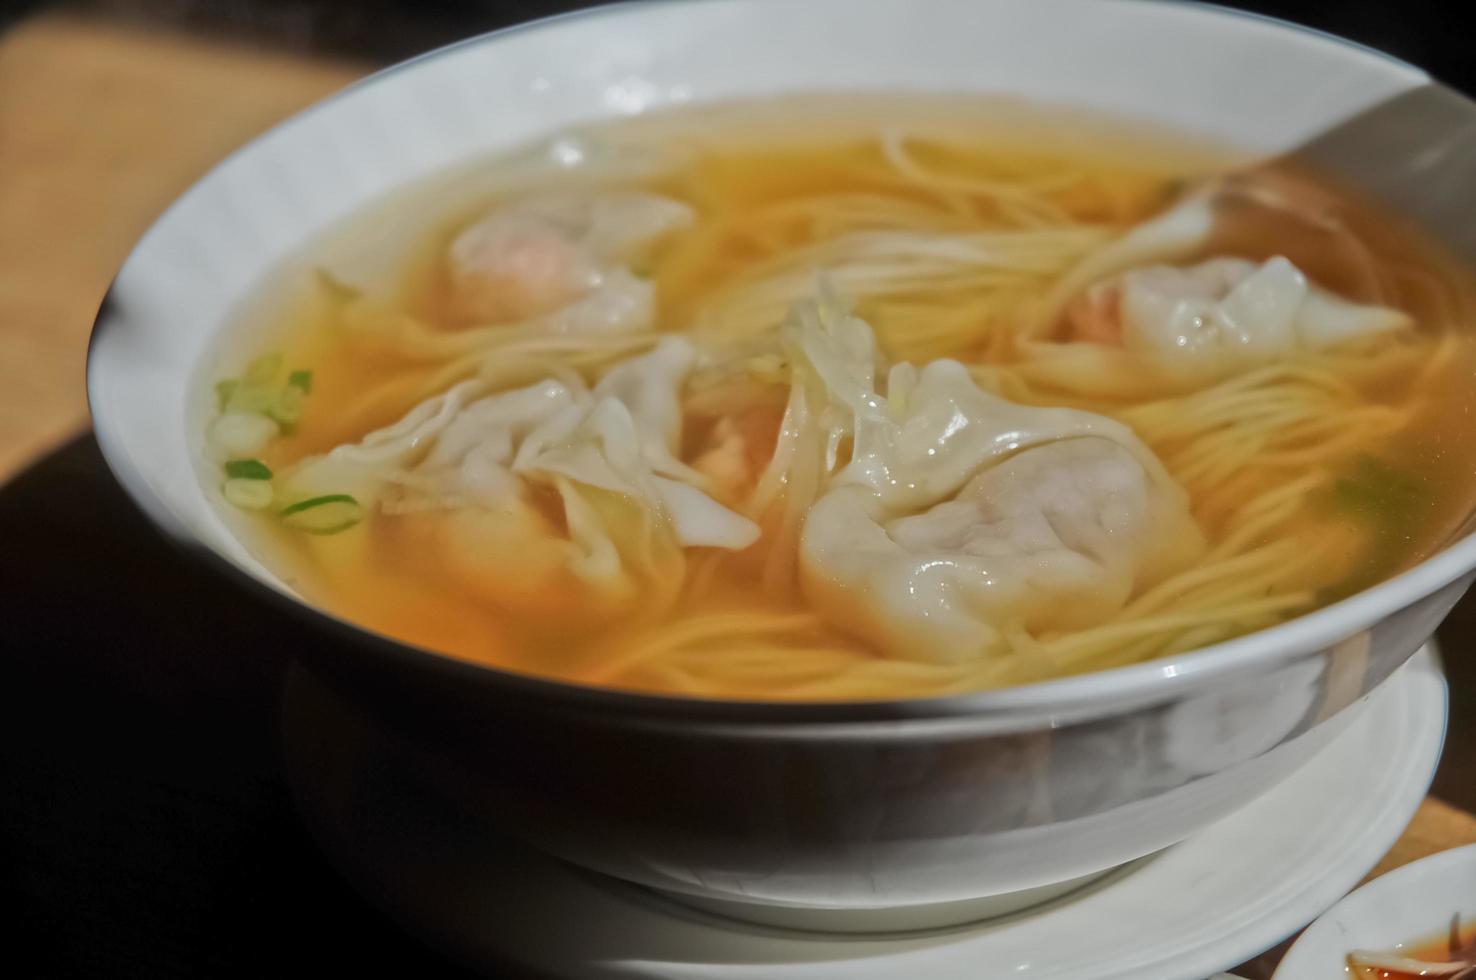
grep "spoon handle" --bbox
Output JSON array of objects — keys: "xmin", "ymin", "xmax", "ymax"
[{"xmin": 1291, "ymin": 84, "xmax": 1476, "ymax": 260}]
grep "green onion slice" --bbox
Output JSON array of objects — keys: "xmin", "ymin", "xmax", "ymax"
[
  {"xmin": 223, "ymin": 478, "xmax": 274, "ymax": 510},
  {"xmin": 280, "ymin": 494, "xmax": 365, "ymax": 534},
  {"xmin": 287, "ymin": 369, "xmax": 313, "ymax": 393},
  {"xmin": 224, "ymin": 385, "xmax": 275, "ymax": 415},
  {"xmin": 224, "ymin": 459, "xmax": 273, "ymax": 480},
  {"xmin": 267, "ymin": 385, "xmax": 305, "ymax": 426}
]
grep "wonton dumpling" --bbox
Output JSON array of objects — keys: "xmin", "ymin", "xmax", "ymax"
[
  {"xmin": 391, "ymin": 391, "xmax": 673, "ymax": 614},
  {"xmin": 1072, "ymin": 255, "xmax": 1412, "ymax": 375},
  {"xmin": 1048, "ymin": 185, "xmax": 1412, "ymax": 381},
  {"xmin": 447, "ymin": 190, "xmax": 694, "ymax": 327},
  {"xmin": 798, "ymin": 328, "xmax": 1202, "ymax": 664},
  {"xmin": 284, "ymin": 335, "xmax": 755, "ymax": 615}
]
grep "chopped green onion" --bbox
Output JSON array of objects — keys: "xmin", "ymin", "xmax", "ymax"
[
  {"xmin": 223, "ymin": 477, "xmax": 274, "ymax": 510},
  {"xmin": 225, "ymin": 385, "xmax": 275, "ymax": 415},
  {"xmin": 243, "ymin": 353, "xmax": 283, "ymax": 387},
  {"xmin": 208, "ymin": 412, "xmax": 278, "ymax": 459},
  {"xmin": 267, "ymin": 385, "xmax": 305, "ymax": 426},
  {"xmin": 280, "ymin": 494, "xmax": 365, "ymax": 535},
  {"xmin": 225, "ymin": 458, "xmax": 273, "ymax": 480},
  {"xmin": 287, "ymin": 369, "xmax": 313, "ymax": 393},
  {"xmin": 215, "ymin": 379, "xmax": 239, "ymax": 412}
]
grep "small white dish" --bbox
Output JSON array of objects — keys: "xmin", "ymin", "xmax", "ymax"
[
  {"xmin": 1274, "ymin": 840, "xmax": 1476, "ymax": 978},
  {"xmin": 287, "ymin": 649, "xmax": 1446, "ymax": 980}
]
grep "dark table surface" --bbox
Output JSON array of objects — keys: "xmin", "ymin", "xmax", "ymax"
[
  {"xmin": 3, "ymin": 436, "xmax": 482, "ymax": 979},
  {"xmin": 6, "ymin": 2, "xmax": 1476, "ymax": 978}
]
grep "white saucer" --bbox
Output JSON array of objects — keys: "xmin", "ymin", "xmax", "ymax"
[{"xmin": 284, "ymin": 647, "xmax": 1446, "ymax": 980}]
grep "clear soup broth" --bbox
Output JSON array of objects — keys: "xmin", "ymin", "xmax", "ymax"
[{"xmin": 199, "ymin": 98, "xmax": 1476, "ymax": 701}]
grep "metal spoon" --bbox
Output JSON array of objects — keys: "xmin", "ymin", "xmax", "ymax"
[{"xmin": 1292, "ymin": 83, "xmax": 1476, "ymax": 261}]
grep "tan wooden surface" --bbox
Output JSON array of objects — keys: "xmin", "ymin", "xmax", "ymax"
[
  {"xmin": 2, "ymin": 7, "xmax": 1473, "ymax": 940},
  {"xmin": 1367, "ymin": 796, "xmax": 1476, "ymax": 879},
  {"xmin": 0, "ymin": 15, "xmax": 363, "ymax": 477}
]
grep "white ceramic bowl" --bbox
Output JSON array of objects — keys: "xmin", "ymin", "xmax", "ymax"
[
  {"xmin": 1274, "ymin": 843, "xmax": 1476, "ymax": 978},
  {"xmin": 87, "ymin": 0, "xmax": 1476, "ymax": 921}
]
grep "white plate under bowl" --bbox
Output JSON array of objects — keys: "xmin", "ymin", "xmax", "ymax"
[
  {"xmin": 1274, "ymin": 838, "xmax": 1476, "ymax": 978},
  {"xmin": 285, "ymin": 648, "xmax": 1446, "ymax": 980}
]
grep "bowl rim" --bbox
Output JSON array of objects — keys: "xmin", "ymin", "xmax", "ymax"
[{"xmin": 86, "ymin": 0, "xmax": 1475, "ymax": 725}]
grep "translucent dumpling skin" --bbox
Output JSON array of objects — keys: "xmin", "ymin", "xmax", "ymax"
[
  {"xmin": 281, "ymin": 335, "xmax": 755, "ymax": 617},
  {"xmin": 446, "ymin": 190, "xmax": 694, "ymax": 328},
  {"xmin": 1051, "ymin": 182, "xmax": 1413, "ymax": 383},
  {"xmin": 799, "ymin": 357, "xmax": 1203, "ymax": 665},
  {"xmin": 1107, "ymin": 256, "xmax": 1411, "ymax": 371}
]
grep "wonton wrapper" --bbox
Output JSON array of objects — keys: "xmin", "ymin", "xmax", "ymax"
[
  {"xmin": 447, "ymin": 190, "xmax": 695, "ymax": 329},
  {"xmin": 282, "ymin": 337, "xmax": 756, "ymax": 618},
  {"xmin": 797, "ymin": 342, "xmax": 1202, "ymax": 664}
]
